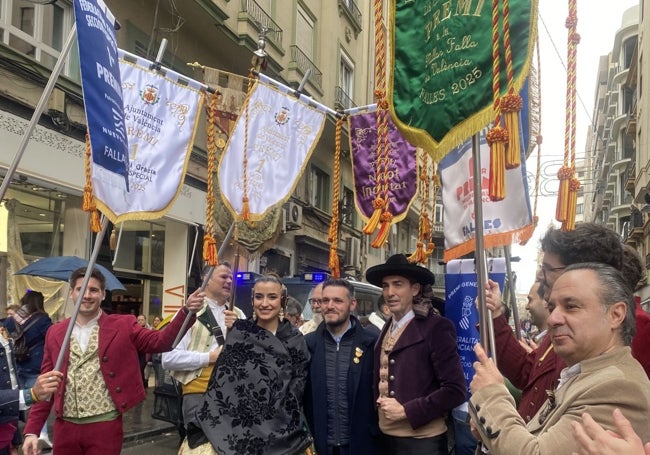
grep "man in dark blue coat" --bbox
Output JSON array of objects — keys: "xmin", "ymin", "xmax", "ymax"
[{"xmin": 304, "ymin": 278, "xmax": 384, "ymax": 455}]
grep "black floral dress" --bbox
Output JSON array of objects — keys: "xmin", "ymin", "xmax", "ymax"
[{"xmin": 195, "ymin": 318, "xmax": 312, "ymax": 455}]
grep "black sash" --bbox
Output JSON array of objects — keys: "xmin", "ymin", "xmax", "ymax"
[{"xmin": 197, "ymin": 306, "xmax": 225, "ymax": 345}]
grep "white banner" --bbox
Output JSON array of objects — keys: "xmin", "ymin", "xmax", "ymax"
[
  {"xmin": 219, "ymin": 80, "xmax": 326, "ymax": 220},
  {"xmin": 92, "ymin": 51, "xmax": 205, "ymax": 223},
  {"xmin": 439, "ymin": 133, "xmax": 534, "ymax": 262}
]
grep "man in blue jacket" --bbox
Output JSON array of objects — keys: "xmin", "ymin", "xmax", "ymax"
[{"xmin": 303, "ymin": 278, "xmax": 384, "ymax": 455}]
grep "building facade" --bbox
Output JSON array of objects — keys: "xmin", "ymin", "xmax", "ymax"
[
  {"xmin": 587, "ymin": 4, "xmax": 650, "ymax": 308},
  {"xmin": 0, "ymin": 0, "xmax": 445, "ymax": 319}
]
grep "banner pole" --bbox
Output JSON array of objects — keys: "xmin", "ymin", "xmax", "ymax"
[
  {"xmin": 471, "ymin": 134, "xmax": 497, "ymax": 362},
  {"xmin": 173, "ymin": 221, "xmax": 236, "ymax": 349},
  {"xmin": 0, "ymin": 24, "xmax": 77, "ymax": 201},
  {"xmin": 504, "ymin": 245, "xmax": 522, "ymax": 340},
  {"xmin": 54, "ymin": 215, "xmax": 109, "ymax": 371}
]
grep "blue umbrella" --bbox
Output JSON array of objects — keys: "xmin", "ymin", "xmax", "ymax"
[{"xmin": 15, "ymin": 256, "xmax": 126, "ymax": 291}]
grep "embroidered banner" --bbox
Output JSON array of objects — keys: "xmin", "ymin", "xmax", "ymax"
[
  {"xmin": 445, "ymin": 258, "xmax": 506, "ymax": 395},
  {"xmin": 348, "ymin": 111, "xmax": 417, "ymax": 223},
  {"xmin": 389, "ymin": 0, "xmax": 538, "ymax": 161},
  {"xmin": 218, "ymin": 80, "xmax": 326, "ymax": 220},
  {"xmin": 202, "ymin": 68, "xmax": 249, "ymax": 136},
  {"xmin": 439, "ymin": 80, "xmax": 534, "ymax": 261},
  {"xmin": 92, "ymin": 51, "xmax": 205, "ymax": 222},
  {"xmin": 74, "ymin": 0, "xmax": 129, "ymax": 187}
]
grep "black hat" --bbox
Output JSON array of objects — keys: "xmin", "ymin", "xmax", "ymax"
[{"xmin": 365, "ymin": 254, "xmax": 435, "ymax": 287}]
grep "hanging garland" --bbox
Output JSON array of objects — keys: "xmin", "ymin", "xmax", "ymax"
[
  {"xmin": 328, "ymin": 117, "xmax": 344, "ymax": 278},
  {"xmin": 82, "ymin": 131, "xmax": 101, "ymax": 233},
  {"xmin": 362, "ymin": 0, "xmax": 392, "ymax": 248},
  {"xmin": 203, "ymin": 90, "xmax": 220, "ymax": 266},
  {"xmin": 501, "ymin": 0, "xmax": 523, "ymax": 170},
  {"xmin": 556, "ymin": 0, "xmax": 580, "ymax": 231},
  {"xmin": 487, "ymin": 0, "xmax": 508, "ymax": 202},
  {"xmin": 408, "ymin": 150, "xmax": 436, "ymax": 264}
]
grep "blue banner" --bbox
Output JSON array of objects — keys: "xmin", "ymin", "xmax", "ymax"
[
  {"xmin": 445, "ymin": 258, "xmax": 507, "ymax": 398},
  {"xmin": 74, "ymin": 0, "xmax": 129, "ymax": 188}
]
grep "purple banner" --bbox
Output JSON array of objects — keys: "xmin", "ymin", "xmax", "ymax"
[{"xmin": 349, "ymin": 112, "xmax": 417, "ymax": 220}]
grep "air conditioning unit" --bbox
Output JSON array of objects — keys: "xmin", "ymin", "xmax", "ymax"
[
  {"xmin": 344, "ymin": 237, "xmax": 361, "ymax": 267},
  {"xmin": 284, "ymin": 202, "xmax": 303, "ymax": 230}
]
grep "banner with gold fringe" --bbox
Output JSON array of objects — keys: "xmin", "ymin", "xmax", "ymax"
[
  {"xmin": 91, "ymin": 50, "xmax": 205, "ymax": 223},
  {"xmin": 348, "ymin": 111, "xmax": 418, "ymax": 230},
  {"xmin": 218, "ymin": 79, "xmax": 326, "ymax": 221},
  {"xmin": 388, "ymin": 0, "xmax": 538, "ymax": 161},
  {"xmin": 439, "ymin": 131, "xmax": 533, "ymax": 262}
]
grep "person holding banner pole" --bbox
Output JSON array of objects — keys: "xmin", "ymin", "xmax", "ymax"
[
  {"xmin": 470, "ymin": 262, "xmax": 650, "ymax": 455},
  {"xmin": 161, "ymin": 263, "xmax": 245, "ymax": 444},
  {"xmin": 482, "ymin": 223, "xmax": 624, "ymax": 423},
  {"xmin": 366, "ymin": 254, "xmax": 466, "ymax": 455},
  {"xmin": 22, "ymin": 267, "xmax": 204, "ymax": 455}
]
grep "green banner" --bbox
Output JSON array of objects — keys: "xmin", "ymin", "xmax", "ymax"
[{"xmin": 389, "ymin": 0, "xmax": 537, "ymax": 161}]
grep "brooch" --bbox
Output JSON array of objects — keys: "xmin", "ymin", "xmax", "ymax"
[{"xmin": 353, "ymin": 347, "xmax": 363, "ymax": 364}]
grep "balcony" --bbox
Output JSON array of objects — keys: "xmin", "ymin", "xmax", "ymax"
[
  {"xmin": 338, "ymin": 0, "xmax": 363, "ymax": 35},
  {"xmin": 335, "ymin": 86, "xmax": 356, "ymax": 110},
  {"xmin": 238, "ymin": 0, "xmax": 284, "ymax": 60},
  {"xmin": 288, "ymin": 45, "xmax": 323, "ymax": 94},
  {"xmin": 624, "ymin": 161, "xmax": 636, "ymax": 194}
]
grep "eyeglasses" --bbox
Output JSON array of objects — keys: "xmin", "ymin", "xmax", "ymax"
[
  {"xmin": 540, "ymin": 264, "xmax": 566, "ymax": 277},
  {"xmin": 308, "ymin": 298, "xmax": 322, "ymax": 306}
]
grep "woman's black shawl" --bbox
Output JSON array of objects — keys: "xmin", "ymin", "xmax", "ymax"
[{"xmin": 196, "ymin": 318, "xmax": 312, "ymax": 455}]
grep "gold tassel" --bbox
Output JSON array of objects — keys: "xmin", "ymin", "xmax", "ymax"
[
  {"xmin": 370, "ymin": 211, "xmax": 393, "ymax": 248},
  {"xmin": 90, "ymin": 210, "xmax": 101, "ymax": 233},
  {"xmin": 109, "ymin": 228, "xmax": 117, "ymax": 251},
  {"xmin": 563, "ymin": 177, "xmax": 580, "ymax": 231},
  {"xmin": 241, "ymin": 196, "xmax": 250, "ymax": 222},
  {"xmin": 555, "ymin": 166, "xmax": 572, "ymax": 222},
  {"xmin": 487, "ymin": 126, "xmax": 508, "ymax": 201},
  {"xmin": 363, "ymin": 197, "xmax": 385, "ymax": 235},
  {"xmin": 501, "ymin": 93, "xmax": 523, "ymax": 169},
  {"xmin": 407, "ymin": 241, "xmax": 424, "ymax": 263},
  {"xmin": 329, "ymin": 249, "xmax": 340, "ymax": 278},
  {"xmin": 203, "ymin": 234, "xmax": 218, "ymax": 266}
]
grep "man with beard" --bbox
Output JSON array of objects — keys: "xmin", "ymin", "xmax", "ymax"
[
  {"xmin": 304, "ymin": 278, "xmax": 383, "ymax": 455},
  {"xmin": 300, "ymin": 283, "xmax": 323, "ymax": 335}
]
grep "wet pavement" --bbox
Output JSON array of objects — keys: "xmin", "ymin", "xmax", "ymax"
[{"xmin": 18, "ymin": 383, "xmax": 179, "ymax": 454}]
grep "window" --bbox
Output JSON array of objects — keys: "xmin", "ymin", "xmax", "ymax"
[
  {"xmin": 339, "ymin": 50, "xmax": 354, "ymax": 105},
  {"xmin": 310, "ymin": 166, "xmax": 330, "ymax": 212},
  {"xmin": 434, "ymin": 203, "xmax": 444, "ymax": 224},
  {"xmin": 341, "ymin": 187, "xmax": 356, "ymax": 226},
  {"xmin": 113, "ymin": 221, "xmax": 165, "ymax": 275},
  {"xmin": 296, "ymin": 5, "xmax": 315, "ymax": 60},
  {"xmin": 1, "ymin": 0, "xmax": 79, "ymax": 81}
]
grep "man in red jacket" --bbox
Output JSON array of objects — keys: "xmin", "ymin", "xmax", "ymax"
[{"xmin": 22, "ymin": 267, "xmax": 204, "ymax": 455}]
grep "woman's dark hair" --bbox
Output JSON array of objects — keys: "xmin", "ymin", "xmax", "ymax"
[{"xmin": 19, "ymin": 290, "xmax": 45, "ymax": 316}]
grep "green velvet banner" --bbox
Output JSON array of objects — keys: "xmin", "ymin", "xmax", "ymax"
[{"xmin": 389, "ymin": 0, "xmax": 537, "ymax": 161}]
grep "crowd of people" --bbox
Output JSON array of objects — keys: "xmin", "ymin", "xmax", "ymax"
[{"xmin": 0, "ymin": 221, "xmax": 648, "ymax": 455}]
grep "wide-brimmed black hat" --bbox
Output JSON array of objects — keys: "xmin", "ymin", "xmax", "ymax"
[{"xmin": 365, "ymin": 254, "xmax": 435, "ymax": 287}]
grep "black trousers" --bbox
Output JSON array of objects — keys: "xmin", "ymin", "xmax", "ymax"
[{"xmin": 385, "ymin": 433, "xmax": 447, "ymax": 455}]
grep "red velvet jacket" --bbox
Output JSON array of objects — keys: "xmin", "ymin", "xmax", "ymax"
[
  {"xmin": 632, "ymin": 300, "xmax": 650, "ymax": 378},
  {"xmin": 492, "ymin": 314, "xmax": 565, "ymax": 422},
  {"xmin": 24, "ymin": 309, "xmax": 194, "ymax": 435}
]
